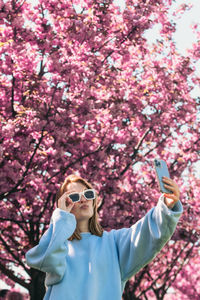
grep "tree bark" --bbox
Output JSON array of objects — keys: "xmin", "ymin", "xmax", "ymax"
[{"xmin": 29, "ymin": 269, "xmax": 46, "ymax": 300}]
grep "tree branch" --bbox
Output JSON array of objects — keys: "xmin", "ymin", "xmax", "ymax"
[
  {"xmin": 0, "ymin": 81, "xmax": 58, "ymax": 202},
  {"xmin": 0, "ymin": 234, "xmax": 29, "ymax": 273},
  {"xmin": 137, "ymin": 241, "xmax": 191, "ymax": 298},
  {"xmin": 0, "ymin": 126, "xmax": 46, "ymax": 201},
  {"xmin": 120, "ymin": 127, "xmax": 152, "ymax": 176},
  {"xmin": 0, "ymin": 217, "xmax": 28, "ymax": 224},
  {"xmin": 47, "ymin": 145, "xmax": 104, "ymax": 182},
  {"xmin": 0, "ymin": 260, "xmax": 29, "ymax": 290},
  {"xmin": 11, "ymin": 75, "xmax": 16, "ymax": 117}
]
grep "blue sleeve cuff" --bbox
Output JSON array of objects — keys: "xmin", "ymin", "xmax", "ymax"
[
  {"xmin": 158, "ymin": 194, "xmax": 183, "ymax": 215},
  {"xmin": 51, "ymin": 208, "xmax": 76, "ymax": 224}
]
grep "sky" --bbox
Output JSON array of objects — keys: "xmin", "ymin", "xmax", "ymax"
[
  {"xmin": 114, "ymin": 0, "xmax": 200, "ymax": 80},
  {"xmin": 1, "ymin": 0, "xmax": 200, "ymax": 294},
  {"xmin": 114, "ymin": 0, "xmax": 200, "ymax": 59},
  {"xmin": 143, "ymin": 0, "xmax": 200, "ymax": 98}
]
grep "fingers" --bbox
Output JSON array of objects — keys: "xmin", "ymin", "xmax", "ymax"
[
  {"xmin": 58, "ymin": 192, "xmax": 74, "ymax": 212},
  {"xmin": 162, "ymin": 177, "xmax": 174, "ymax": 187},
  {"xmin": 164, "ymin": 183, "xmax": 175, "ymax": 192},
  {"xmin": 162, "ymin": 177, "xmax": 179, "ymax": 194},
  {"xmin": 162, "ymin": 177, "xmax": 180, "ymax": 208}
]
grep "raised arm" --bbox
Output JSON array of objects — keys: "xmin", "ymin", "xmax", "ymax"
[
  {"xmin": 26, "ymin": 194, "xmax": 76, "ymax": 284},
  {"xmin": 114, "ymin": 187, "xmax": 183, "ymax": 283}
]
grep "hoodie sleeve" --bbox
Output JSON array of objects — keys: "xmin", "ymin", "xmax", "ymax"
[
  {"xmin": 26, "ymin": 208, "xmax": 76, "ymax": 284},
  {"xmin": 113, "ymin": 195, "xmax": 183, "ymax": 282}
]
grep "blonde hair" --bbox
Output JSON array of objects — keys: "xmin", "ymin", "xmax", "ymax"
[{"xmin": 56, "ymin": 174, "xmax": 103, "ymax": 241}]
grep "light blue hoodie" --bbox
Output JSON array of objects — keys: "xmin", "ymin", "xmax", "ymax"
[{"xmin": 26, "ymin": 196, "xmax": 183, "ymax": 300}]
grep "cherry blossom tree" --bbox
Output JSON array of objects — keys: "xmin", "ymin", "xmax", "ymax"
[{"xmin": 0, "ymin": 0, "xmax": 199, "ymax": 299}]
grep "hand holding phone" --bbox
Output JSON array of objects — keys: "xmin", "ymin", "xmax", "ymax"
[
  {"xmin": 154, "ymin": 159, "xmax": 180, "ymax": 209},
  {"xmin": 154, "ymin": 159, "xmax": 172, "ymax": 194}
]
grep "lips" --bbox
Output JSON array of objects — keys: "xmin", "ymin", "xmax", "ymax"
[{"xmin": 80, "ymin": 205, "xmax": 89, "ymax": 209}]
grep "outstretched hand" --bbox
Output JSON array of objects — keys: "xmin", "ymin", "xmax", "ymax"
[{"xmin": 162, "ymin": 177, "xmax": 180, "ymax": 209}]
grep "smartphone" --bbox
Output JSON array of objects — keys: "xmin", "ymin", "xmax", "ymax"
[{"xmin": 154, "ymin": 159, "xmax": 172, "ymax": 194}]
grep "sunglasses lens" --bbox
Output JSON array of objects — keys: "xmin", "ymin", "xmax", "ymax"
[
  {"xmin": 84, "ymin": 190, "xmax": 95, "ymax": 200},
  {"xmin": 69, "ymin": 193, "xmax": 80, "ymax": 202}
]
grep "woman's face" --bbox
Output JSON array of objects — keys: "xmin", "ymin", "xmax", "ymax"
[{"xmin": 66, "ymin": 181, "xmax": 94, "ymax": 223}]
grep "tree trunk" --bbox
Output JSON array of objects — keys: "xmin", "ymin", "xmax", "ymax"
[
  {"xmin": 123, "ymin": 280, "xmax": 139, "ymax": 300},
  {"xmin": 29, "ymin": 269, "xmax": 46, "ymax": 300}
]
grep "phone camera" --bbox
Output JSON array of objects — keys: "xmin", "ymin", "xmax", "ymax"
[{"xmin": 155, "ymin": 160, "xmax": 161, "ymax": 167}]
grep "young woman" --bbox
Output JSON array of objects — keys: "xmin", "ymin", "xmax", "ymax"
[{"xmin": 26, "ymin": 174, "xmax": 183, "ymax": 300}]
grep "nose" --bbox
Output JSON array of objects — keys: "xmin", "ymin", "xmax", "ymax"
[{"xmin": 80, "ymin": 193, "xmax": 87, "ymax": 203}]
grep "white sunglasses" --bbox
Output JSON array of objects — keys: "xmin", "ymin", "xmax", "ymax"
[{"xmin": 68, "ymin": 189, "xmax": 96, "ymax": 203}]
